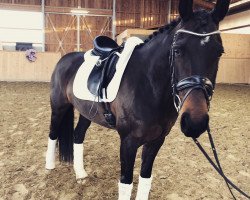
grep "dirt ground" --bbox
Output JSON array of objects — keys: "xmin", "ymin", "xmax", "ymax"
[{"xmin": 0, "ymin": 82, "xmax": 249, "ymax": 200}]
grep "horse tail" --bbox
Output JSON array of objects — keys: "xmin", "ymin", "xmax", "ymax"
[{"xmin": 58, "ymin": 105, "xmax": 74, "ymax": 163}]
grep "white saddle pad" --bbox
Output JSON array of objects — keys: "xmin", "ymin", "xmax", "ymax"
[{"xmin": 73, "ymin": 37, "xmax": 143, "ymax": 102}]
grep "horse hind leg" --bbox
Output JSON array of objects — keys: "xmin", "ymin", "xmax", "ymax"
[
  {"xmin": 73, "ymin": 115, "xmax": 91, "ymax": 184},
  {"xmin": 45, "ymin": 103, "xmax": 74, "ymax": 170},
  {"xmin": 135, "ymin": 136, "xmax": 165, "ymax": 200}
]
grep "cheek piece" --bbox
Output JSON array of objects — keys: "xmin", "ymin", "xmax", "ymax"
[{"xmin": 169, "ymin": 29, "xmax": 220, "ymax": 112}]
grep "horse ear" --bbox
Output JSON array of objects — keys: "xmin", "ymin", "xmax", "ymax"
[
  {"xmin": 179, "ymin": 0, "xmax": 194, "ymax": 21},
  {"xmin": 212, "ymin": 0, "xmax": 231, "ymax": 23}
]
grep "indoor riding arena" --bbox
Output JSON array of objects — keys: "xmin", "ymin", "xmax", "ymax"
[{"xmin": 0, "ymin": 1, "xmax": 249, "ymax": 200}]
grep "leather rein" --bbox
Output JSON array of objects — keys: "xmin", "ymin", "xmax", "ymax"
[{"xmin": 170, "ymin": 29, "xmax": 250, "ymax": 199}]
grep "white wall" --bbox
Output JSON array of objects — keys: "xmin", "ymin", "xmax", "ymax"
[
  {"xmin": 220, "ymin": 10, "xmax": 250, "ymax": 34},
  {"xmin": 0, "ymin": 10, "xmax": 43, "ymax": 48}
]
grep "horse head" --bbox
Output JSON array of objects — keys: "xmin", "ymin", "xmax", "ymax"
[{"xmin": 172, "ymin": 0, "xmax": 230, "ymax": 138}]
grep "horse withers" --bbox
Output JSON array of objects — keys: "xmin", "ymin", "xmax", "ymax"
[{"xmin": 45, "ymin": 0, "xmax": 230, "ymax": 199}]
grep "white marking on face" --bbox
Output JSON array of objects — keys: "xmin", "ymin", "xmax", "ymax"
[{"xmin": 200, "ymin": 36, "xmax": 210, "ymax": 46}]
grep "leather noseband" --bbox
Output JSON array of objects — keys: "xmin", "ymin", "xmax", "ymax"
[{"xmin": 170, "ymin": 29, "xmax": 220, "ymax": 112}]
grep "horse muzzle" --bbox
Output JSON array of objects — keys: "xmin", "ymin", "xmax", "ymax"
[{"xmin": 180, "ymin": 112, "xmax": 209, "ymax": 138}]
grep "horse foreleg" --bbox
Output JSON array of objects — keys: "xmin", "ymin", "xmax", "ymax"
[
  {"xmin": 136, "ymin": 136, "xmax": 165, "ymax": 200},
  {"xmin": 119, "ymin": 136, "xmax": 140, "ymax": 200},
  {"xmin": 73, "ymin": 115, "xmax": 91, "ymax": 184}
]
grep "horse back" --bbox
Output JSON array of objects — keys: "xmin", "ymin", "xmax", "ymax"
[
  {"xmin": 50, "ymin": 52, "xmax": 85, "ymax": 103},
  {"xmin": 51, "ymin": 52, "xmax": 84, "ymax": 85}
]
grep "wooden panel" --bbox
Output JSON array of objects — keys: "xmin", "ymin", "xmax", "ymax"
[
  {"xmin": 217, "ymin": 58, "xmax": 250, "ymax": 84},
  {"xmin": 220, "ymin": 9, "xmax": 250, "ymax": 33},
  {"xmin": 45, "ymin": 0, "xmax": 112, "ymax": 9},
  {"xmin": 222, "ymin": 34, "xmax": 250, "ymax": 59},
  {"xmin": 117, "ymin": 30, "xmax": 250, "ymax": 84},
  {"xmin": 80, "ymin": 16, "xmax": 112, "ymax": 51},
  {"xmin": 0, "ymin": 3, "xmax": 41, "ymax": 11},
  {"xmin": 45, "ymin": 0, "xmax": 78, "ymax": 7},
  {"xmin": 81, "ymin": 0, "xmax": 112, "ymax": 9},
  {"xmin": 45, "ymin": 14, "xmax": 77, "ymax": 53},
  {"xmin": 170, "ymin": 0, "xmax": 179, "ymax": 21},
  {"xmin": 45, "ymin": 14, "xmax": 112, "ymax": 53},
  {"xmin": 13, "ymin": 0, "xmax": 40, "ymax": 5},
  {"xmin": 0, "ymin": 0, "xmax": 40, "ymax": 5},
  {"xmin": 116, "ymin": 28, "xmax": 154, "ymax": 45},
  {"xmin": 217, "ymin": 33, "xmax": 250, "ymax": 84},
  {"xmin": 45, "ymin": 6, "xmax": 112, "ymax": 16},
  {"xmin": 116, "ymin": 0, "xmax": 170, "ymax": 34},
  {"xmin": 0, "ymin": 51, "xmax": 61, "ymax": 82},
  {"xmin": 0, "ymin": 0, "xmax": 12, "ymax": 3}
]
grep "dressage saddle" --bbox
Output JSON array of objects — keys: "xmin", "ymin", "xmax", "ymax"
[
  {"xmin": 87, "ymin": 36, "xmax": 124, "ymax": 127},
  {"xmin": 92, "ymin": 36, "xmax": 120, "ymax": 58},
  {"xmin": 88, "ymin": 36, "xmax": 123, "ymax": 98}
]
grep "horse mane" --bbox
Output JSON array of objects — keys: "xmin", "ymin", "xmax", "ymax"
[
  {"xmin": 139, "ymin": 9, "xmax": 212, "ymax": 47},
  {"xmin": 138, "ymin": 18, "xmax": 181, "ymax": 47}
]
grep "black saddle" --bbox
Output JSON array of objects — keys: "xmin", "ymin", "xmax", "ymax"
[
  {"xmin": 87, "ymin": 36, "xmax": 123, "ymax": 99},
  {"xmin": 92, "ymin": 36, "xmax": 119, "ymax": 58},
  {"xmin": 87, "ymin": 36, "xmax": 124, "ymax": 127}
]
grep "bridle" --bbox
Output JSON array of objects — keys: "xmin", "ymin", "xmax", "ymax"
[
  {"xmin": 169, "ymin": 29, "xmax": 250, "ymax": 199},
  {"xmin": 169, "ymin": 29, "xmax": 221, "ymax": 112}
]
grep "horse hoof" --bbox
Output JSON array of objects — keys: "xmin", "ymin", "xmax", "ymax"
[
  {"xmin": 76, "ymin": 178, "xmax": 87, "ymax": 185},
  {"xmin": 45, "ymin": 169, "xmax": 53, "ymax": 174}
]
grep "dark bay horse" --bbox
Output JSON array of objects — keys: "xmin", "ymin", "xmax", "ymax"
[{"xmin": 45, "ymin": 0, "xmax": 230, "ymax": 199}]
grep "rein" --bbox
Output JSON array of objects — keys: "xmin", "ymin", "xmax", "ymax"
[
  {"xmin": 193, "ymin": 127, "xmax": 250, "ymax": 199},
  {"xmin": 170, "ymin": 29, "xmax": 250, "ymax": 199}
]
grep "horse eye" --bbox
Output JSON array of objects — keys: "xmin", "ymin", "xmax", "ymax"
[{"xmin": 174, "ymin": 48, "xmax": 182, "ymax": 57}]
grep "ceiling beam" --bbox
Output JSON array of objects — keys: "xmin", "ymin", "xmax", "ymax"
[
  {"xmin": 230, "ymin": 0, "xmax": 250, "ymax": 8},
  {"xmin": 0, "ymin": 3, "xmax": 41, "ymax": 12},
  {"xmin": 0, "ymin": 3, "xmax": 112, "ymax": 16},
  {"xmin": 228, "ymin": 0, "xmax": 250, "ymax": 15},
  {"xmin": 193, "ymin": 0, "xmax": 214, "ymax": 9}
]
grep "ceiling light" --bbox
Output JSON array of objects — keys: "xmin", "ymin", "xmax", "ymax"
[{"xmin": 70, "ymin": 9, "xmax": 89, "ymax": 15}]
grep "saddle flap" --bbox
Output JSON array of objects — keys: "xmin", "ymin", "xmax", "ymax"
[
  {"xmin": 87, "ymin": 53, "xmax": 120, "ymax": 97},
  {"xmin": 87, "ymin": 65, "xmax": 103, "ymax": 96}
]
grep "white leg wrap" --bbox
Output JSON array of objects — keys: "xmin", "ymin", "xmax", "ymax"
[
  {"xmin": 135, "ymin": 176, "xmax": 153, "ymax": 200},
  {"xmin": 74, "ymin": 143, "xmax": 88, "ymax": 179},
  {"xmin": 118, "ymin": 182, "xmax": 133, "ymax": 200},
  {"xmin": 45, "ymin": 138, "xmax": 57, "ymax": 169}
]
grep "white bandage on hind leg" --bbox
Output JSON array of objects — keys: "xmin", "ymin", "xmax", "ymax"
[
  {"xmin": 45, "ymin": 138, "xmax": 57, "ymax": 169},
  {"xmin": 118, "ymin": 182, "xmax": 133, "ymax": 200},
  {"xmin": 74, "ymin": 143, "xmax": 88, "ymax": 179},
  {"xmin": 135, "ymin": 176, "xmax": 153, "ymax": 200}
]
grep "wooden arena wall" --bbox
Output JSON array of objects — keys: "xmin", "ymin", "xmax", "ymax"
[
  {"xmin": 0, "ymin": 0, "xmax": 173, "ymax": 54},
  {"xmin": 117, "ymin": 29, "xmax": 250, "ymax": 84},
  {"xmin": 0, "ymin": 1, "xmax": 249, "ymax": 83},
  {"xmin": 217, "ymin": 34, "xmax": 250, "ymax": 84},
  {"xmin": 0, "ymin": 33, "xmax": 249, "ymax": 83},
  {"xmin": 0, "ymin": 51, "xmax": 61, "ymax": 82}
]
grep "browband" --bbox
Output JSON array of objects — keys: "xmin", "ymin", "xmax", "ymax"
[{"xmin": 176, "ymin": 29, "xmax": 221, "ymax": 37}]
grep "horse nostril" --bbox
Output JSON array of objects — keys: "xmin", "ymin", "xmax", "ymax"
[
  {"xmin": 181, "ymin": 112, "xmax": 190, "ymax": 134},
  {"xmin": 204, "ymin": 114, "xmax": 209, "ymax": 129}
]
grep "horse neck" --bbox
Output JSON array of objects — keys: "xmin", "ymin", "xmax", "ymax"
[{"xmin": 129, "ymin": 33, "xmax": 174, "ymax": 99}]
